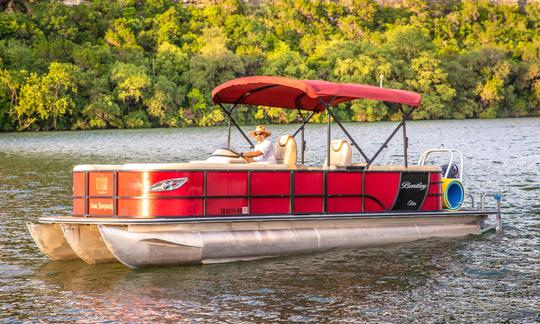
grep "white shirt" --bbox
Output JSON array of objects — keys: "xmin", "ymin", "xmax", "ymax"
[{"xmin": 253, "ymin": 139, "xmax": 276, "ymax": 163}]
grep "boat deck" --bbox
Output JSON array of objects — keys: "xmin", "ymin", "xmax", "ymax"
[{"xmin": 40, "ymin": 209, "xmax": 497, "ymax": 225}]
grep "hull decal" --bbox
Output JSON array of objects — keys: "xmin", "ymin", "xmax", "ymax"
[{"xmin": 392, "ymin": 172, "xmax": 429, "ymax": 210}]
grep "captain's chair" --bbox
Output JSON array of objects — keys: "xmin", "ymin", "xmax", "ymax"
[
  {"xmin": 274, "ymin": 135, "xmax": 297, "ymax": 166},
  {"xmin": 323, "ymin": 139, "xmax": 352, "ymax": 168}
]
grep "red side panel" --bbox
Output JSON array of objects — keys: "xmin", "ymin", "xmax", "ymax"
[
  {"xmin": 206, "ymin": 198, "xmax": 248, "ymax": 216},
  {"xmin": 88, "ymin": 198, "xmax": 114, "ymax": 216},
  {"xmin": 327, "ymin": 197, "xmax": 362, "ymax": 213},
  {"xmin": 294, "ymin": 197, "xmax": 323, "ymax": 213},
  {"xmin": 206, "ymin": 172, "xmax": 248, "ymax": 216},
  {"xmin": 207, "ymin": 172, "xmax": 247, "ymax": 196},
  {"xmin": 250, "ymin": 172, "xmax": 290, "ymax": 214},
  {"xmin": 251, "ymin": 172, "xmax": 290, "ymax": 196},
  {"xmin": 118, "ymin": 171, "xmax": 203, "ymax": 197},
  {"xmin": 73, "ymin": 172, "xmax": 86, "ymax": 216},
  {"xmin": 73, "ymin": 198, "xmax": 84, "ymax": 215},
  {"xmin": 428, "ymin": 172, "xmax": 442, "ymax": 194},
  {"xmin": 327, "ymin": 172, "xmax": 362, "ymax": 195},
  {"xmin": 117, "ymin": 198, "xmax": 203, "ymax": 217},
  {"xmin": 294, "ymin": 172, "xmax": 323, "ymax": 214},
  {"xmin": 251, "ymin": 198, "xmax": 290, "ymax": 214},
  {"xmin": 294, "ymin": 172, "xmax": 323, "ymax": 195},
  {"xmin": 326, "ymin": 172, "xmax": 362, "ymax": 213},
  {"xmin": 421, "ymin": 172, "xmax": 443, "ymax": 211},
  {"xmin": 364, "ymin": 172, "xmax": 400, "ymax": 211},
  {"xmin": 73, "ymin": 172, "xmax": 85, "ymax": 196},
  {"xmin": 88, "ymin": 172, "xmax": 113, "ymax": 196}
]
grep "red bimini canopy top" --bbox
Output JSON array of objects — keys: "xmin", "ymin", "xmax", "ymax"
[{"xmin": 212, "ymin": 76, "xmax": 421, "ymax": 112}]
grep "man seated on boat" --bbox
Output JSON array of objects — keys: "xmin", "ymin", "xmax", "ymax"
[{"xmin": 240, "ymin": 125, "xmax": 276, "ymax": 163}]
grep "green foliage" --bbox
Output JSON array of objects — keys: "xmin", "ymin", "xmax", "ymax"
[
  {"xmin": 110, "ymin": 62, "xmax": 150, "ymax": 108},
  {"xmin": 82, "ymin": 94, "xmax": 122, "ymax": 129},
  {"xmin": 15, "ymin": 62, "xmax": 79, "ymax": 130},
  {"xmin": 0, "ymin": 0, "xmax": 538, "ymax": 132},
  {"xmin": 124, "ymin": 110, "xmax": 150, "ymax": 128}
]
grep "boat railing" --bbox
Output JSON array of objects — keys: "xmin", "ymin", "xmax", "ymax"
[
  {"xmin": 418, "ymin": 148, "xmax": 464, "ymax": 181},
  {"xmin": 480, "ymin": 192, "xmax": 503, "ymax": 233},
  {"xmin": 466, "ymin": 193, "xmax": 475, "ymax": 209}
]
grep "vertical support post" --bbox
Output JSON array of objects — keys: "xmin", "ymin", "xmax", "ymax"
[
  {"xmin": 289, "ymin": 170, "xmax": 294, "ymax": 214},
  {"xmin": 402, "ymin": 118, "xmax": 408, "ymax": 167},
  {"xmin": 247, "ymin": 170, "xmax": 251, "ymax": 214},
  {"xmin": 84, "ymin": 171, "xmax": 89, "ymax": 217},
  {"xmin": 326, "ymin": 108, "xmax": 331, "ymax": 167},
  {"xmin": 495, "ymin": 193, "xmax": 502, "ymax": 233},
  {"xmin": 301, "ymin": 127, "xmax": 305, "ymax": 164},
  {"xmin": 227, "ymin": 120, "xmax": 232, "ymax": 149},
  {"xmin": 113, "ymin": 171, "xmax": 118, "ymax": 218},
  {"xmin": 203, "ymin": 171, "xmax": 207, "ymax": 216}
]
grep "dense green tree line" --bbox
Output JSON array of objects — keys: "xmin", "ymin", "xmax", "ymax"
[{"xmin": 0, "ymin": 0, "xmax": 539, "ymax": 131}]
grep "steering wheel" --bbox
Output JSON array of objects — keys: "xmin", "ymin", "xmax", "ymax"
[{"xmin": 215, "ymin": 148, "xmax": 247, "ymax": 160}]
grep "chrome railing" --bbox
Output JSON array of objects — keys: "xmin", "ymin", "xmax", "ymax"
[{"xmin": 480, "ymin": 192, "xmax": 503, "ymax": 233}]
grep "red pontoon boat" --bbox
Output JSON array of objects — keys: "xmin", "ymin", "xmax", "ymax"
[{"xmin": 27, "ymin": 76, "xmax": 502, "ymax": 268}]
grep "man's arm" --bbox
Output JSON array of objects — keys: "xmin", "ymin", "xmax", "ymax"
[{"xmin": 241, "ymin": 150, "xmax": 263, "ymax": 158}]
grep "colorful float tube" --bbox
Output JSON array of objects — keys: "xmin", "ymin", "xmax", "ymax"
[{"xmin": 442, "ymin": 178, "xmax": 465, "ymax": 210}]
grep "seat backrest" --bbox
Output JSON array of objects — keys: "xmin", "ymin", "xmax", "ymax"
[
  {"xmin": 323, "ymin": 139, "xmax": 352, "ymax": 167},
  {"xmin": 274, "ymin": 135, "xmax": 297, "ymax": 166}
]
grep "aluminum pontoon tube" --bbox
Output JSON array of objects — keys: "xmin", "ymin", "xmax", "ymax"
[
  {"xmin": 26, "ymin": 222, "xmax": 79, "ymax": 261},
  {"xmin": 61, "ymin": 224, "xmax": 118, "ymax": 264},
  {"xmin": 98, "ymin": 215, "xmax": 485, "ymax": 268}
]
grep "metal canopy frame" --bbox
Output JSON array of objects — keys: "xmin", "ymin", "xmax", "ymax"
[{"xmin": 217, "ymin": 85, "xmax": 416, "ymax": 168}]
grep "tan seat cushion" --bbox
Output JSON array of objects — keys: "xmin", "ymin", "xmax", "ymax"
[
  {"xmin": 274, "ymin": 135, "xmax": 297, "ymax": 166},
  {"xmin": 323, "ymin": 139, "xmax": 352, "ymax": 168}
]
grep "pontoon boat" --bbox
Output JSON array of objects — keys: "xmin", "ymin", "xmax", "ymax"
[{"xmin": 27, "ymin": 76, "xmax": 502, "ymax": 268}]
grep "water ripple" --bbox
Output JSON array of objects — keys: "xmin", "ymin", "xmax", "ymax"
[{"xmin": 0, "ymin": 118, "xmax": 539, "ymax": 322}]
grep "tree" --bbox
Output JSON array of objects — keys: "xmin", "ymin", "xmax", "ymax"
[
  {"xmin": 0, "ymin": 0, "xmax": 31, "ymax": 13},
  {"xmin": 15, "ymin": 62, "xmax": 79, "ymax": 130},
  {"xmin": 187, "ymin": 27, "xmax": 245, "ymax": 94},
  {"xmin": 110, "ymin": 62, "xmax": 150, "ymax": 113},
  {"xmin": 406, "ymin": 53, "xmax": 456, "ymax": 119},
  {"xmin": 146, "ymin": 76, "xmax": 180, "ymax": 126},
  {"xmin": 82, "ymin": 94, "xmax": 122, "ymax": 129},
  {"xmin": 262, "ymin": 42, "xmax": 313, "ymax": 78}
]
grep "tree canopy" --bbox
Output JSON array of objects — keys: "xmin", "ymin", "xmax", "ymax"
[{"xmin": 0, "ymin": 0, "xmax": 539, "ymax": 131}]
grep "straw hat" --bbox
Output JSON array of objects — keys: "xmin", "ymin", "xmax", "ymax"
[{"xmin": 248, "ymin": 125, "xmax": 272, "ymax": 138}]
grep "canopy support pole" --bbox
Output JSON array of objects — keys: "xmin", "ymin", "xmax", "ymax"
[
  {"xmin": 402, "ymin": 119, "xmax": 408, "ymax": 167},
  {"xmin": 326, "ymin": 109, "xmax": 371, "ymax": 163},
  {"xmin": 227, "ymin": 119, "xmax": 232, "ymax": 149},
  {"xmin": 400, "ymin": 106, "xmax": 411, "ymax": 167},
  {"xmin": 291, "ymin": 110, "xmax": 317, "ymax": 165},
  {"xmin": 367, "ymin": 105, "xmax": 414, "ymax": 168},
  {"xmin": 301, "ymin": 126, "xmax": 305, "ymax": 164},
  {"xmin": 295, "ymin": 108, "xmax": 309, "ymax": 165},
  {"xmin": 219, "ymin": 103, "xmax": 254, "ymax": 148},
  {"xmin": 327, "ymin": 109, "xmax": 331, "ymax": 167},
  {"xmin": 291, "ymin": 111, "xmax": 316, "ymax": 138},
  {"xmin": 367, "ymin": 121, "xmax": 404, "ymax": 168},
  {"xmin": 317, "ymin": 97, "xmax": 337, "ymax": 168}
]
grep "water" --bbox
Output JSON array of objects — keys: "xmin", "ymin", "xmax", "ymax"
[{"xmin": 0, "ymin": 118, "xmax": 539, "ymax": 322}]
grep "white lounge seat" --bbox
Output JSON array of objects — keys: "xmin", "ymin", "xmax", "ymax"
[
  {"xmin": 323, "ymin": 139, "xmax": 352, "ymax": 168},
  {"xmin": 274, "ymin": 135, "xmax": 297, "ymax": 166}
]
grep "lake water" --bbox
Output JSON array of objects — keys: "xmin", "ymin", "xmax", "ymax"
[{"xmin": 0, "ymin": 118, "xmax": 539, "ymax": 322}]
